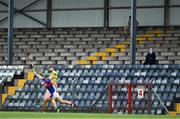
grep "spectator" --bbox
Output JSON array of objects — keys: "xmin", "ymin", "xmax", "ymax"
[
  {"xmin": 124, "ymin": 16, "xmax": 139, "ymax": 34},
  {"xmin": 143, "ymin": 48, "xmax": 157, "ymax": 65}
]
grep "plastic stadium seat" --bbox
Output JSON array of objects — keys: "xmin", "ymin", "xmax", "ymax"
[
  {"xmin": 173, "ymin": 78, "xmax": 180, "ymax": 85},
  {"xmin": 171, "ymin": 85, "xmax": 177, "ymax": 92},
  {"xmin": 161, "ymin": 78, "xmax": 168, "ymax": 84},
  {"xmin": 164, "ymin": 85, "xmax": 171, "ymax": 92},
  {"xmin": 8, "ymin": 102, "xmax": 14, "ymax": 108}
]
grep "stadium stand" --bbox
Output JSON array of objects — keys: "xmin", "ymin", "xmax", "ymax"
[
  {"xmin": 0, "ymin": 66, "xmax": 24, "ymax": 84},
  {"xmin": 2, "ymin": 64, "xmax": 180, "ymax": 115},
  {"xmin": 0, "ymin": 66, "xmax": 24, "ymax": 104},
  {"xmin": 0, "ymin": 27, "xmax": 180, "ymax": 68}
]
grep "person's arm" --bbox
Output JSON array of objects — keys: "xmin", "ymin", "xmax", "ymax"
[
  {"xmin": 152, "ymin": 52, "xmax": 156, "ymax": 64},
  {"xmin": 31, "ymin": 64, "xmax": 43, "ymax": 80},
  {"xmin": 144, "ymin": 53, "xmax": 149, "ymax": 65},
  {"xmin": 51, "ymin": 80, "xmax": 57, "ymax": 88}
]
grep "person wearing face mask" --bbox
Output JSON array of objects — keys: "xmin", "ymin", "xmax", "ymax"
[{"xmin": 143, "ymin": 48, "xmax": 157, "ymax": 65}]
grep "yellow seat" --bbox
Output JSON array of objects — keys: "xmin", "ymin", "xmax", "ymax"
[
  {"xmin": 156, "ymin": 33, "xmax": 161, "ymax": 37},
  {"xmin": 8, "ymin": 87, "xmax": 18, "ymax": 95},
  {"xmin": 168, "ymin": 111, "xmax": 177, "ymax": 116},
  {"xmin": 146, "ymin": 30, "xmax": 161, "ymax": 34},
  {"xmin": 102, "ymin": 57, "xmax": 107, "ymax": 60},
  {"xmin": 111, "ymin": 53, "xmax": 117, "ymax": 57},
  {"xmin": 138, "ymin": 41, "xmax": 144, "ymax": 44},
  {"xmin": 120, "ymin": 48, "xmax": 126, "ymax": 52},
  {"xmin": 168, "ymin": 103, "xmax": 180, "ymax": 116},
  {"xmin": 17, "ymin": 79, "xmax": 26, "ymax": 88},
  {"xmin": 105, "ymin": 48, "xmax": 116, "ymax": 53},
  {"xmin": 77, "ymin": 60, "xmax": 88, "ymax": 64},
  {"xmin": 176, "ymin": 103, "xmax": 180, "ymax": 112},
  {"xmin": 92, "ymin": 61, "xmax": 97, "ymax": 64},
  {"xmin": 148, "ymin": 37, "xmax": 154, "ymax": 41},
  {"xmin": 96, "ymin": 52, "xmax": 107, "ymax": 57},
  {"xmin": 2, "ymin": 94, "xmax": 8, "ymax": 104},
  {"xmin": 27, "ymin": 71, "xmax": 34, "ymax": 80},
  {"xmin": 115, "ymin": 44, "xmax": 126, "ymax": 49},
  {"xmin": 152, "ymin": 29, "xmax": 161, "ymax": 34},
  {"xmin": 86, "ymin": 56, "xmax": 97, "ymax": 61},
  {"xmin": 137, "ymin": 34, "xmax": 153, "ymax": 38},
  {"xmin": 136, "ymin": 38, "xmax": 145, "ymax": 41}
]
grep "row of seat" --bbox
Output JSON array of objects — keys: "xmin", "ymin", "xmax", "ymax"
[
  {"xmin": 1, "ymin": 27, "xmax": 180, "ymax": 66},
  {"xmin": 0, "ymin": 66, "xmax": 24, "ymax": 84},
  {"xmin": 2, "ymin": 64, "xmax": 180, "ymax": 114},
  {"xmin": 0, "ymin": 26, "xmax": 179, "ymax": 33},
  {"xmin": 0, "ymin": 26, "xmax": 158, "ymax": 33}
]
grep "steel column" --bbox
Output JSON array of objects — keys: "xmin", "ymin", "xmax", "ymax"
[
  {"xmin": 47, "ymin": 0, "xmax": 52, "ymax": 28},
  {"xmin": 8, "ymin": 0, "xmax": 14, "ymax": 65},
  {"xmin": 104, "ymin": 0, "xmax": 109, "ymax": 27},
  {"xmin": 130, "ymin": 0, "xmax": 137, "ymax": 65},
  {"xmin": 164, "ymin": 0, "xmax": 170, "ymax": 26}
]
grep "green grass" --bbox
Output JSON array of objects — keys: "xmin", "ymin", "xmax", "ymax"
[{"xmin": 0, "ymin": 111, "xmax": 179, "ymax": 119}]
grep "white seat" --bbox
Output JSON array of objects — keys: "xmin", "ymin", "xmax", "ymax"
[
  {"xmin": 7, "ymin": 66, "xmax": 13, "ymax": 70},
  {"xmin": 2, "ymin": 66, "xmax": 7, "ymax": 70}
]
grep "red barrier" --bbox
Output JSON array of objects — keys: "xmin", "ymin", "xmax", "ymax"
[
  {"xmin": 128, "ymin": 84, "xmax": 132, "ymax": 114},
  {"xmin": 109, "ymin": 82, "xmax": 113, "ymax": 113}
]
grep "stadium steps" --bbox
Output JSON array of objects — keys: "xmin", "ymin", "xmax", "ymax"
[
  {"xmin": 17, "ymin": 79, "xmax": 26, "ymax": 88},
  {"xmin": 168, "ymin": 103, "xmax": 180, "ymax": 116},
  {"xmin": 1, "ymin": 79, "xmax": 25, "ymax": 104},
  {"xmin": 2, "ymin": 94, "xmax": 8, "ymax": 104},
  {"xmin": 2, "ymin": 86, "xmax": 18, "ymax": 103},
  {"xmin": 2, "ymin": 72, "xmax": 31, "ymax": 104},
  {"xmin": 27, "ymin": 71, "xmax": 35, "ymax": 80},
  {"xmin": 77, "ymin": 30, "xmax": 159, "ymax": 64},
  {"xmin": 8, "ymin": 86, "xmax": 18, "ymax": 95}
]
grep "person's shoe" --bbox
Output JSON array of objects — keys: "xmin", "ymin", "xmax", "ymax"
[
  {"xmin": 41, "ymin": 108, "xmax": 46, "ymax": 112},
  {"xmin": 56, "ymin": 109, "xmax": 60, "ymax": 112}
]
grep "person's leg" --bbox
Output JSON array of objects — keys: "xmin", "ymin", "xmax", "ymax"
[
  {"xmin": 42, "ymin": 94, "xmax": 52, "ymax": 112},
  {"xmin": 42, "ymin": 90, "xmax": 48, "ymax": 111},
  {"xmin": 56, "ymin": 96, "xmax": 72, "ymax": 105},
  {"xmin": 43, "ymin": 90, "xmax": 49, "ymax": 101},
  {"xmin": 51, "ymin": 99, "xmax": 57, "ymax": 109},
  {"xmin": 124, "ymin": 26, "xmax": 128, "ymax": 34},
  {"xmin": 51, "ymin": 99, "xmax": 60, "ymax": 112},
  {"xmin": 45, "ymin": 88, "xmax": 57, "ymax": 109},
  {"xmin": 54, "ymin": 93, "xmax": 74, "ymax": 106},
  {"xmin": 42, "ymin": 99, "xmax": 50, "ymax": 112}
]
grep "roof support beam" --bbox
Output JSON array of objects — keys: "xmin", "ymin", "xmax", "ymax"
[{"xmin": 0, "ymin": 0, "xmax": 47, "ymax": 27}]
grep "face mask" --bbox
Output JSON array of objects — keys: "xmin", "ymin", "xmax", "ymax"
[{"xmin": 150, "ymin": 49, "xmax": 153, "ymax": 54}]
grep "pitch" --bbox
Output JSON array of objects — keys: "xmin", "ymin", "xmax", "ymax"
[{"xmin": 0, "ymin": 112, "xmax": 179, "ymax": 119}]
